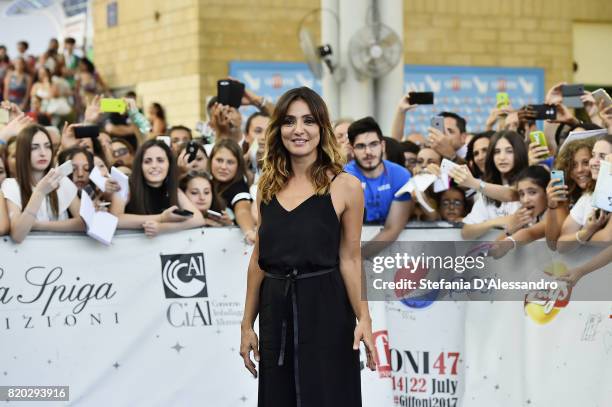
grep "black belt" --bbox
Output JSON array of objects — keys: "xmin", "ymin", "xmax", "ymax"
[{"xmin": 263, "ymin": 267, "xmax": 336, "ymax": 407}]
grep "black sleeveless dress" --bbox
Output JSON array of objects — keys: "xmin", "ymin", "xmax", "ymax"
[{"xmin": 257, "ymin": 189, "xmax": 362, "ymax": 407}]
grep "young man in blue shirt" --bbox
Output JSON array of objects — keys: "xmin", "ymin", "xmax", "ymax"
[{"xmin": 344, "ymin": 117, "xmax": 413, "ymax": 255}]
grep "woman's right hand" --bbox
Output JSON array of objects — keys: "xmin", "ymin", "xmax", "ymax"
[
  {"xmin": 104, "ymin": 178, "xmax": 121, "ymax": 194},
  {"xmin": 448, "ymin": 165, "xmax": 478, "ymax": 189},
  {"xmin": 240, "ymin": 326, "xmax": 259, "ymax": 378},
  {"xmin": 33, "ymin": 168, "xmax": 62, "ymax": 196},
  {"xmin": 546, "ymin": 179, "xmax": 568, "ymax": 209},
  {"xmin": 528, "ymin": 141, "xmax": 549, "ymax": 165},
  {"xmin": 505, "ymin": 207, "xmax": 533, "ymax": 234}
]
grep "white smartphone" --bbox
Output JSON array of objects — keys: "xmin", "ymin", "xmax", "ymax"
[
  {"xmin": 440, "ymin": 158, "xmax": 459, "ymax": 173},
  {"xmin": 57, "ymin": 160, "xmax": 74, "ymax": 177},
  {"xmin": 592, "ymin": 88, "xmax": 612, "ymax": 109},
  {"xmin": 206, "ymin": 209, "xmax": 223, "ymax": 220}
]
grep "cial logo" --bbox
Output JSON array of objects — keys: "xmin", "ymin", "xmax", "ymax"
[{"xmin": 160, "ymin": 253, "xmax": 207, "ymax": 298}]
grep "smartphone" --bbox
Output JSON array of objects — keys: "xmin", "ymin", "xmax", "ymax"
[
  {"xmin": 551, "ymin": 170, "xmax": 565, "ymax": 186},
  {"xmin": 173, "ymin": 208, "xmax": 194, "ymax": 217},
  {"xmin": 440, "ymin": 158, "xmax": 459, "ymax": 173},
  {"xmin": 496, "ymin": 92, "xmax": 510, "ymax": 109},
  {"xmin": 561, "ymin": 84, "xmax": 584, "ymax": 108},
  {"xmin": 186, "ymin": 140, "xmax": 199, "ymax": 163},
  {"xmin": 206, "ymin": 209, "xmax": 223, "ymax": 220},
  {"xmin": 529, "ymin": 104, "xmax": 557, "ymax": 120},
  {"xmin": 217, "ymin": 79, "xmax": 245, "ymax": 109},
  {"xmin": 592, "ymin": 88, "xmax": 612, "ymax": 109},
  {"xmin": 74, "ymin": 125, "xmax": 100, "ymax": 139},
  {"xmin": 0, "ymin": 108, "xmax": 9, "ymax": 124},
  {"xmin": 57, "ymin": 160, "xmax": 74, "ymax": 177},
  {"xmin": 408, "ymin": 92, "xmax": 434, "ymax": 105},
  {"xmin": 430, "ymin": 116, "xmax": 445, "ymax": 133},
  {"xmin": 100, "ymin": 98, "xmax": 127, "ymax": 114}
]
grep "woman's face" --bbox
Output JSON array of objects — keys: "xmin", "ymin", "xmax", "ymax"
[
  {"xmin": 71, "ymin": 152, "xmax": 90, "ymax": 191},
  {"xmin": 415, "ymin": 148, "xmax": 441, "ymax": 174},
  {"xmin": 0, "ymin": 159, "xmax": 6, "ymax": 185},
  {"xmin": 142, "ymin": 146, "xmax": 169, "ymax": 187},
  {"xmin": 493, "ymin": 137, "xmax": 515, "ymax": 176},
  {"xmin": 439, "ymin": 188, "xmax": 465, "ymax": 222},
  {"xmin": 571, "ymin": 147, "xmax": 591, "ymax": 190},
  {"xmin": 473, "ymin": 137, "xmax": 489, "ymax": 173},
  {"xmin": 247, "ymin": 115, "xmax": 270, "ymax": 145},
  {"xmin": 517, "ymin": 178, "xmax": 547, "ymax": 218},
  {"xmin": 211, "ymin": 147, "xmax": 238, "ymax": 183},
  {"xmin": 30, "ymin": 131, "xmax": 53, "ymax": 172},
  {"xmin": 589, "ymin": 140, "xmax": 612, "ymax": 180},
  {"xmin": 185, "ymin": 177, "xmax": 213, "ymax": 213},
  {"xmin": 280, "ymin": 99, "xmax": 320, "ymax": 158}
]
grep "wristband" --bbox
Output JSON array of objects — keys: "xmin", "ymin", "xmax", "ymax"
[
  {"xmin": 505, "ymin": 236, "xmax": 517, "ymax": 249},
  {"xmin": 257, "ymin": 97, "xmax": 267, "ymax": 109},
  {"xmin": 478, "ymin": 180, "xmax": 486, "ymax": 194}
]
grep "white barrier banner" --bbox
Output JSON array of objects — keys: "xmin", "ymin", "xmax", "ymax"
[{"xmin": 1, "ymin": 228, "xmax": 611, "ymax": 406}]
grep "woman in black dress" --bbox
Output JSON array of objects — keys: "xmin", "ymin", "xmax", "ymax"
[{"xmin": 240, "ymin": 87, "xmax": 376, "ymax": 407}]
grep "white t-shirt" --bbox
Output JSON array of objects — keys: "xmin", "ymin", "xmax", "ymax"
[
  {"xmin": 1, "ymin": 177, "xmax": 77, "ymax": 221},
  {"xmin": 569, "ymin": 193, "xmax": 594, "ymax": 226},
  {"xmin": 462, "ymin": 194, "xmax": 521, "ymax": 224}
]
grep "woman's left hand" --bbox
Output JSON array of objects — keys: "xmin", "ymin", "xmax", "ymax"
[{"xmin": 353, "ymin": 317, "xmax": 376, "ymax": 371}]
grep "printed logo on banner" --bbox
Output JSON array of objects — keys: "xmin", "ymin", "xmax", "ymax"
[
  {"xmin": 160, "ymin": 253, "xmax": 208, "ymax": 298},
  {"xmin": 394, "ymin": 266, "xmax": 439, "ymax": 310}
]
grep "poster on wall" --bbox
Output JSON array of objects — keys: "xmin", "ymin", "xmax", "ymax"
[
  {"xmin": 229, "ymin": 61, "xmax": 544, "ymax": 135},
  {"xmin": 403, "ymin": 65, "xmax": 545, "ymax": 135}
]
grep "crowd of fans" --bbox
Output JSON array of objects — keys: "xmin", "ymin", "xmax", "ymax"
[{"xmin": 1, "ymin": 37, "xmax": 611, "ymax": 285}]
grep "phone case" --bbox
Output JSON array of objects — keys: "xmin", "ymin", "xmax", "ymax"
[
  {"xmin": 431, "ymin": 117, "xmax": 445, "ymax": 132},
  {"xmin": 551, "ymin": 170, "xmax": 564, "ymax": 185},
  {"xmin": 100, "ymin": 98, "xmax": 127, "ymax": 114},
  {"xmin": 496, "ymin": 92, "xmax": 510, "ymax": 108}
]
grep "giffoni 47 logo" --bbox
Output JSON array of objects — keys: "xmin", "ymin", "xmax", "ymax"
[{"xmin": 160, "ymin": 253, "xmax": 208, "ymax": 299}]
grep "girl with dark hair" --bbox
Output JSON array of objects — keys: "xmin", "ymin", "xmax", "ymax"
[
  {"xmin": 57, "ymin": 146, "xmax": 94, "ymax": 193},
  {"xmin": 554, "ymin": 135, "xmax": 612, "ymax": 252},
  {"xmin": 240, "ymin": 87, "xmax": 375, "ymax": 407},
  {"xmin": 460, "ymin": 131, "xmax": 528, "ymax": 239},
  {"xmin": 110, "ymin": 139, "xmax": 203, "ymax": 237},
  {"xmin": 1, "ymin": 125, "xmax": 83, "ymax": 242},
  {"xmin": 490, "ymin": 165, "xmax": 551, "ymax": 257},
  {"xmin": 179, "ymin": 171, "xmax": 232, "ymax": 226},
  {"xmin": 208, "ymin": 138, "xmax": 256, "ymax": 243}
]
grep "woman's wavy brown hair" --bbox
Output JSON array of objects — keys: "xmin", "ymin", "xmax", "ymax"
[
  {"xmin": 258, "ymin": 87, "xmax": 345, "ymax": 204},
  {"xmin": 554, "ymin": 137, "xmax": 596, "ymax": 204}
]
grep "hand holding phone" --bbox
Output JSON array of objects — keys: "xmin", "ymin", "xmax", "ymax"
[
  {"xmin": 529, "ymin": 104, "xmax": 557, "ymax": 121},
  {"xmin": 496, "ymin": 92, "xmax": 510, "ymax": 109},
  {"xmin": 551, "ymin": 170, "xmax": 565, "ymax": 186},
  {"xmin": 206, "ymin": 209, "xmax": 223, "ymax": 221},
  {"xmin": 172, "ymin": 208, "xmax": 194, "ymax": 217},
  {"xmin": 430, "ymin": 117, "xmax": 445, "ymax": 133}
]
